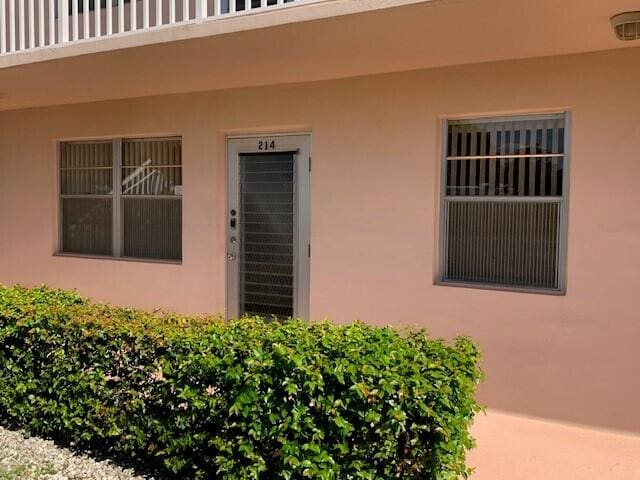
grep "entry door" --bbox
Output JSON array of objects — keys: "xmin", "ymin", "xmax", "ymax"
[{"xmin": 227, "ymin": 135, "xmax": 311, "ymax": 319}]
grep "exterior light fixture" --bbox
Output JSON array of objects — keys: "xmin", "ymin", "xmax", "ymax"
[{"xmin": 611, "ymin": 12, "xmax": 640, "ymax": 41}]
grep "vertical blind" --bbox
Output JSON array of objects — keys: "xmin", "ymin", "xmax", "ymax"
[
  {"xmin": 60, "ymin": 138, "xmax": 182, "ymax": 261},
  {"xmin": 446, "ymin": 116, "xmax": 565, "ymax": 197},
  {"xmin": 442, "ymin": 115, "xmax": 566, "ymax": 290}
]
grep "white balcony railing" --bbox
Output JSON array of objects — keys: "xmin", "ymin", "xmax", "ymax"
[{"xmin": 0, "ymin": 0, "xmax": 304, "ymax": 55}]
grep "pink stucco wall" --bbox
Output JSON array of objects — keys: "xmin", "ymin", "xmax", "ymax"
[{"xmin": 1, "ymin": 47, "xmax": 639, "ymax": 447}]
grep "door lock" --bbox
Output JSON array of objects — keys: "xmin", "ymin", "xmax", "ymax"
[
  {"xmin": 230, "ymin": 209, "xmax": 237, "ymax": 229},
  {"xmin": 227, "ymin": 253, "xmax": 237, "ymax": 261}
]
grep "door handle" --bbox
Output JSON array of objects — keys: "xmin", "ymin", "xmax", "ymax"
[{"xmin": 227, "ymin": 253, "xmax": 237, "ymax": 261}]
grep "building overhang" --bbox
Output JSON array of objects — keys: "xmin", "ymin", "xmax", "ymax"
[{"xmin": 0, "ymin": 0, "xmax": 638, "ymax": 111}]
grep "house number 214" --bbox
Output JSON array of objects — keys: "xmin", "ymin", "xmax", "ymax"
[{"xmin": 258, "ymin": 140, "xmax": 276, "ymax": 151}]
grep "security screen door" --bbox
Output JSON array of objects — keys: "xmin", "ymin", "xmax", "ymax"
[{"xmin": 227, "ymin": 135, "xmax": 311, "ymax": 320}]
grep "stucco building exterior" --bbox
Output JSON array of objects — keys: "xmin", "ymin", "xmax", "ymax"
[{"xmin": 1, "ymin": 0, "xmax": 640, "ymax": 477}]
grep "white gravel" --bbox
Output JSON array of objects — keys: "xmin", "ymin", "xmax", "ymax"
[{"xmin": 0, "ymin": 427, "xmax": 149, "ymax": 480}]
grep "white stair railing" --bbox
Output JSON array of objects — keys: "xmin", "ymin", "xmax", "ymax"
[{"xmin": 0, "ymin": 0, "xmax": 307, "ymax": 55}]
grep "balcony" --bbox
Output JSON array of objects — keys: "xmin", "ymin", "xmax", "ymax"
[{"xmin": 0, "ymin": 0, "xmax": 326, "ymax": 57}]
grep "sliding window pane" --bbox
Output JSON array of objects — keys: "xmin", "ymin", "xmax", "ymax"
[
  {"xmin": 446, "ymin": 117, "xmax": 565, "ymax": 197},
  {"xmin": 122, "ymin": 138, "xmax": 182, "ymax": 195},
  {"xmin": 60, "ymin": 141, "xmax": 114, "ymax": 255},
  {"xmin": 62, "ymin": 198, "xmax": 112, "ymax": 255},
  {"xmin": 121, "ymin": 138, "xmax": 182, "ymax": 260},
  {"xmin": 122, "ymin": 198, "xmax": 182, "ymax": 260},
  {"xmin": 444, "ymin": 200, "xmax": 560, "ymax": 289},
  {"xmin": 60, "ymin": 142, "xmax": 113, "ymax": 195}
]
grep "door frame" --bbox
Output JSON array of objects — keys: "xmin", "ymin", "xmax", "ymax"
[{"xmin": 226, "ymin": 133, "xmax": 311, "ymax": 320}]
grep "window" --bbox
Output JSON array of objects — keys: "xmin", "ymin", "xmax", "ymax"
[
  {"xmin": 59, "ymin": 137, "xmax": 182, "ymax": 261},
  {"xmin": 439, "ymin": 114, "xmax": 568, "ymax": 292}
]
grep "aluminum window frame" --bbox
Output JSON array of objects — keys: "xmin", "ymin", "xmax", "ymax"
[
  {"xmin": 57, "ymin": 136, "xmax": 183, "ymax": 263},
  {"xmin": 437, "ymin": 112, "xmax": 571, "ymax": 295}
]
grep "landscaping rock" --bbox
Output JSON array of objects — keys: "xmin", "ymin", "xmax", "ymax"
[{"xmin": 0, "ymin": 427, "xmax": 148, "ymax": 480}]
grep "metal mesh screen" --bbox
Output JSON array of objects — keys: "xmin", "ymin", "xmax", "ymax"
[
  {"xmin": 121, "ymin": 138, "xmax": 182, "ymax": 261},
  {"xmin": 123, "ymin": 198, "xmax": 182, "ymax": 260},
  {"xmin": 239, "ymin": 153, "xmax": 295, "ymax": 318},
  {"xmin": 442, "ymin": 115, "xmax": 566, "ymax": 290},
  {"xmin": 444, "ymin": 200, "xmax": 560, "ymax": 289},
  {"xmin": 122, "ymin": 138, "xmax": 182, "ymax": 196},
  {"xmin": 62, "ymin": 197, "xmax": 112, "ymax": 255},
  {"xmin": 60, "ymin": 142, "xmax": 113, "ymax": 195},
  {"xmin": 60, "ymin": 142, "xmax": 113, "ymax": 255}
]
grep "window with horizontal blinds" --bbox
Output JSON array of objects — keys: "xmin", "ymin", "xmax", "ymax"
[
  {"xmin": 440, "ymin": 114, "xmax": 568, "ymax": 291},
  {"xmin": 59, "ymin": 137, "xmax": 182, "ymax": 261}
]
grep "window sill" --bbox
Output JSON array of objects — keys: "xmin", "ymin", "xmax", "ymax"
[
  {"xmin": 435, "ymin": 280, "xmax": 566, "ymax": 296},
  {"xmin": 53, "ymin": 252, "xmax": 182, "ymax": 266}
]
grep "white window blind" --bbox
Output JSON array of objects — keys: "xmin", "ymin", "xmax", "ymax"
[
  {"xmin": 440, "ymin": 114, "xmax": 568, "ymax": 291},
  {"xmin": 60, "ymin": 137, "xmax": 182, "ymax": 261}
]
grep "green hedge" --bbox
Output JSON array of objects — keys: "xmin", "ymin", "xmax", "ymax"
[{"xmin": 0, "ymin": 285, "xmax": 483, "ymax": 480}]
